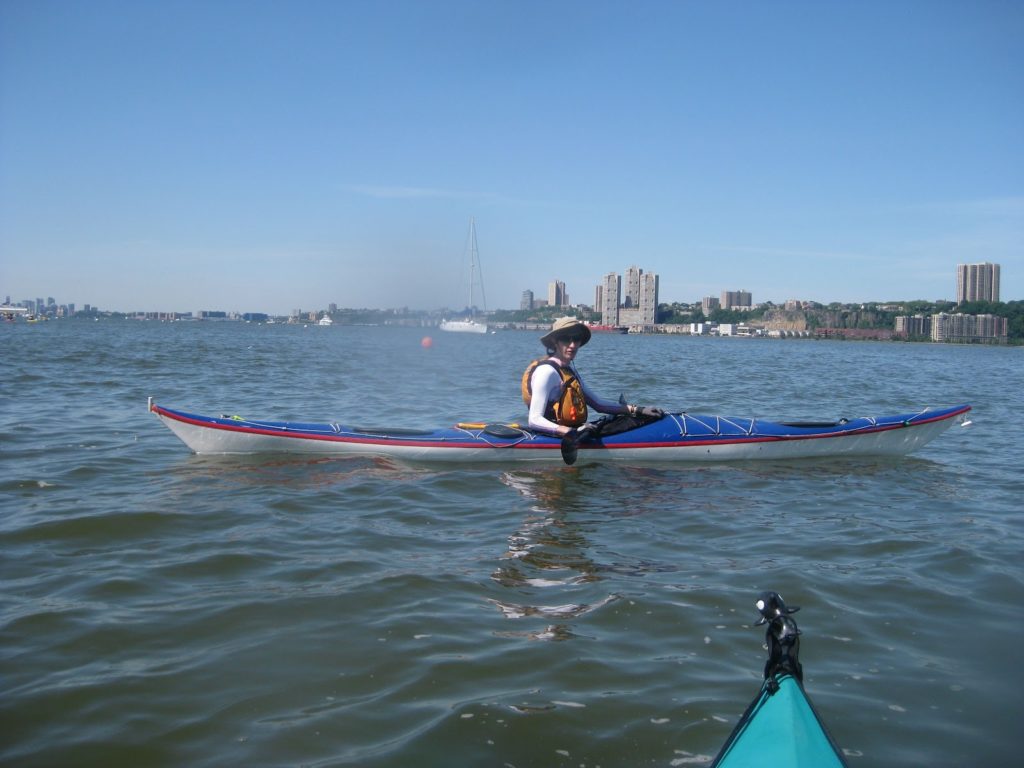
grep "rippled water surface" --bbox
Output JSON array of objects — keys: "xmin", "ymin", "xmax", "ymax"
[{"xmin": 1, "ymin": 321, "xmax": 1021, "ymax": 767}]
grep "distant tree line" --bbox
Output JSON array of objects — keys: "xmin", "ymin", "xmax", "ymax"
[
  {"xmin": 655, "ymin": 299, "xmax": 1023, "ymax": 342},
  {"xmin": 489, "ymin": 306, "xmax": 598, "ymax": 323},
  {"xmin": 492, "ymin": 299, "xmax": 1023, "ymax": 342},
  {"xmin": 71, "ymin": 299, "xmax": 1023, "ymax": 341}
]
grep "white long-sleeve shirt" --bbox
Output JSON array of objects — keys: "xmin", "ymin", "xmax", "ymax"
[{"xmin": 527, "ymin": 359, "xmax": 625, "ymax": 434}]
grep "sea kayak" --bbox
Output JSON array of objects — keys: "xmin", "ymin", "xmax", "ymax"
[
  {"xmin": 711, "ymin": 592, "xmax": 848, "ymax": 767},
  {"xmin": 149, "ymin": 398, "xmax": 970, "ymax": 463}
]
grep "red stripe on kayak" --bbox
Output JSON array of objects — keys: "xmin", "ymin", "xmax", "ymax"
[{"xmin": 154, "ymin": 403, "xmax": 969, "ymax": 452}]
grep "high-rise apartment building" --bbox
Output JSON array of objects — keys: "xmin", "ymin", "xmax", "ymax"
[
  {"xmin": 637, "ymin": 272, "xmax": 659, "ymax": 325},
  {"xmin": 957, "ymin": 262, "xmax": 1000, "ymax": 303},
  {"xmin": 721, "ymin": 290, "xmax": 752, "ymax": 310},
  {"xmin": 548, "ymin": 280, "xmax": 568, "ymax": 308},
  {"xmin": 624, "ymin": 266, "xmax": 643, "ymax": 308},
  {"xmin": 600, "ymin": 273, "xmax": 621, "ymax": 326},
  {"xmin": 520, "ymin": 290, "xmax": 534, "ymax": 311},
  {"xmin": 702, "ymin": 296, "xmax": 721, "ymax": 315},
  {"xmin": 894, "ymin": 314, "xmax": 932, "ymax": 337},
  {"xmin": 931, "ymin": 312, "xmax": 1007, "ymax": 342},
  {"xmin": 599, "ymin": 267, "xmax": 658, "ymax": 327}
]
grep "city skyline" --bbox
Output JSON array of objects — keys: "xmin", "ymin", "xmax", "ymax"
[
  {"xmin": 2, "ymin": 3, "xmax": 1022, "ymax": 315},
  {"xmin": 3, "ymin": 258, "xmax": 1015, "ymax": 319},
  {"xmin": 6, "ymin": 285, "xmax": 1015, "ymax": 347}
]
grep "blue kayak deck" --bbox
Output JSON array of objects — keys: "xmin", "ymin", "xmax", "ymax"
[{"xmin": 156, "ymin": 404, "xmax": 970, "ymax": 447}]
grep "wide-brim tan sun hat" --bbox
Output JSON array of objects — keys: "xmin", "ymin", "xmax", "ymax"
[{"xmin": 540, "ymin": 317, "xmax": 592, "ymax": 349}]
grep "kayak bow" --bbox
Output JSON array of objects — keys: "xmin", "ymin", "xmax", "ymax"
[{"xmin": 711, "ymin": 592, "xmax": 848, "ymax": 767}]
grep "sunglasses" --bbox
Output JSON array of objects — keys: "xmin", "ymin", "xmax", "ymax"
[{"xmin": 559, "ymin": 333, "xmax": 587, "ymax": 344}]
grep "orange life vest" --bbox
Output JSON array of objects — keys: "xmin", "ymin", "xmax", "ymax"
[{"xmin": 521, "ymin": 359, "xmax": 588, "ymax": 427}]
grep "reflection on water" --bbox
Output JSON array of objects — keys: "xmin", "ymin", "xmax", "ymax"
[
  {"xmin": 167, "ymin": 454, "xmax": 416, "ymax": 490},
  {"xmin": 492, "ymin": 469, "xmax": 620, "ymax": 640}
]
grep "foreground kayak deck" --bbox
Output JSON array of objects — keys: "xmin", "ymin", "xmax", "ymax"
[
  {"xmin": 714, "ymin": 674, "xmax": 846, "ymax": 767},
  {"xmin": 149, "ymin": 398, "xmax": 970, "ymax": 463},
  {"xmin": 712, "ymin": 592, "xmax": 848, "ymax": 767}
]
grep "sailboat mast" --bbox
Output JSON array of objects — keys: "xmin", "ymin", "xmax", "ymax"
[
  {"xmin": 439, "ymin": 218, "xmax": 489, "ymax": 333},
  {"xmin": 467, "ymin": 217, "xmax": 486, "ymax": 315}
]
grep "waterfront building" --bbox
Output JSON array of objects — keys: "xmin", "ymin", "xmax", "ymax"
[
  {"xmin": 957, "ymin": 262, "xmax": 1000, "ymax": 303},
  {"xmin": 520, "ymin": 290, "xmax": 534, "ymax": 311},
  {"xmin": 598, "ymin": 267, "xmax": 658, "ymax": 328},
  {"xmin": 721, "ymin": 290, "xmax": 752, "ymax": 310},
  {"xmin": 638, "ymin": 271, "xmax": 659, "ymax": 325},
  {"xmin": 600, "ymin": 272, "xmax": 621, "ymax": 326},
  {"xmin": 598, "ymin": 268, "xmax": 659, "ymax": 327},
  {"xmin": 718, "ymin": 323, "xmax": 758, "ymax": 337},
  {"xmin": 894, "ymin": 314, "xmax": 932, "ymax": 337},
  {"xmin": 931, "ymin": 312, "xmax": 1007, "ymax": 343},
  {"xmin": 624, "ymin": 266, "xmax": 643, "ymax": 308}
]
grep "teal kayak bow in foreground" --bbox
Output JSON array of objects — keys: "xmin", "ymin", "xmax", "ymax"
[{"xmin": 712, "ymin": 592, "xmax": 848, "ymax": 767}]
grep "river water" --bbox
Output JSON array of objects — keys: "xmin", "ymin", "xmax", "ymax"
[{"xmin": 1, "ymin": 320, "xmax": 1020, "ymax": 767}]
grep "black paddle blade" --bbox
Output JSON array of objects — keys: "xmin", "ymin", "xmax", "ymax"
[
  {"xmin": 483, "ymin": 424, "xmax": 525, "ymax": 438},
  {"xmin": 560, "ymin": 434, "xmax": 578, "ymax": 465}
]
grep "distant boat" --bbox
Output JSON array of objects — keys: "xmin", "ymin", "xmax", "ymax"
[
  {"xmin": 439, "ymin": 318, "xmax": 487, "ymax": 333},
  {"xmin": 440, "ymin": 218, "xmax": 488, "ymax": 334},
  {"xmin": 587, "ymin": 323, "xmax": 628, "ymax": 334},
  {"xmin": 1, "ymin": 305, "xmax": 28, "ymax": 322},
  {"xmin": 318, "ymin": 315, "xmax": 333, "ymax": 326}
]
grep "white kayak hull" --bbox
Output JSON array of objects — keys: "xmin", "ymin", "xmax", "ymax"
[{"xmin": 150, "ymin": 399, "xmax": 971, "ymax": 464}]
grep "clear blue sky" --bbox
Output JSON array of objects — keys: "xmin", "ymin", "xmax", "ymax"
[{"xmin": 2, "ymin": 0, "xmax": 1021, "ymax": 315}]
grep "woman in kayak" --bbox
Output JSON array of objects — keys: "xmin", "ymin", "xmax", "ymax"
[{"xmin": 523, "ymin": 316, "xmax": 663, "ymax": 437}]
